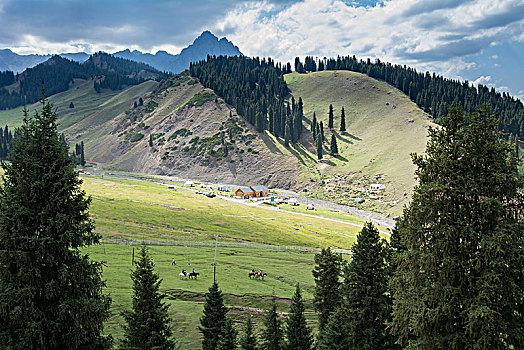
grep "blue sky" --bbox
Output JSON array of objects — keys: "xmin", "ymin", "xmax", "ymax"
[{"xmin": 0, "ymin": 0, "xmax": 522, "ymax": 99}]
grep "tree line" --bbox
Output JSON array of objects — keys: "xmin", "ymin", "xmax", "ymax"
[
  {"xmin": 293, "ymin": 56, "xmax": 524, "ymax": 141},
  {"xmin": 0, "ymin": 52, "xmax": 169, "ymax": 110},
  {"xmin": 190, "ymin": 55, "xmax": 305, "ymax": 144}
]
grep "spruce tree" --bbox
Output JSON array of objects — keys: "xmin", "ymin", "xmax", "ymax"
[
  {"xmin": 200, "ymin": 282, "xmax": 228, "ymax": 350},
  {"xmin": 391, "ymin": 105, "xmax": 524, "ymax": 349},
  {"xmin": 319, "ymin": 121, "xmax": 325, "ymax": 142},
  {"xmin": 312, "ymin": 247, "xmax": 343, "ymax": 332},
  {"xmin": 285, "ymin": 284, "xmax": 312, "ymax": 350},
  {"xmin": 316, "ymin": 135, "xmax": 323, "ymax": 160},
  {"xmin": 239, "ymin": 316, "xmax": 258, "ymax": 350},
  {"xmin": 69, "ymin": 101, "xmax": 75, "ymax": 108},
  {"xmin": 344, "ymin": 222, "xmax": 391, "ymax": 349},
  {"xmin": 0, "ymin": 99, "xmax": 112, "ymax": 349},
  {"xmin": 80, "ymin": 141, "xmax": 85, "ymax": 166},
  {"xmin": 311, "ymin": 112, "xmax": 317, "ymax": 140},
  {"xmin": 340, "ymin": 107, "xmax": 346, "ymax": 132},
  {"xmin": 121, "ymin": 245, "xmax": 175, "ymax": 350},
  {"xmin": 139, "ymin": 97, "xmax": 143, "ymax": 106},
  {"xmin": 262, "ymin": 299, "xmax": 284, "ymax": 350},
  {"xmin": 328, "ymin": 104, "xmax": 334, "ymax": 129},
  {"xmin": 330, "ymin": 135, "xmax": 338, "ymax": 155},
  {"xmin": 217, "ymin": 317, "xmax": 237, "ymax": 350}
]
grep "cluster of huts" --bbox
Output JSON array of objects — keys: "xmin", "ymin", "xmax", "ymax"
[{"xmin": 184, "ymin": 179, "xmax": 269, "ymax": 199}]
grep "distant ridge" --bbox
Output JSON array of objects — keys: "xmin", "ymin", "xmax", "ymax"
[
  {"xmin": 0, "ymin": 31, "xmax": 241, "ymax": 74},
  {"xmin": 113, "ymin": 31, "xmax": 242, "ymax": 73}
]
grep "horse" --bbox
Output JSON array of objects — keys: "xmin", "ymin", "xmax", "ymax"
[
  {"xmin": 188, "ymin": 272, "xmax": 199, "ymax": 279},
  {"xmin": 248, "ymin": 271, "xmax": 257, "ymax": 279},
  {"xmin": 255, "ymin": 272, "xmax": 267, "ymax": 280},
  {"xmin": 179, "ymin": 272, "xmax": 188, "ymax": 279}
]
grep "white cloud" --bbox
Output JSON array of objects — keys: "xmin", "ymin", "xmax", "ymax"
[
  {"xmin": 472, "ymin": 75, "xmax": 492, "ymax": 86},
  {"xmin": 213, "ymin": 0, "xmax": 524, "ymax": 77}
]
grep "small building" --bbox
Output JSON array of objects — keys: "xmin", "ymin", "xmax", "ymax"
[
  {"xmin": 288, "ymin": 198, "xmax": 299, "ymax": 206},
  {"xmin": 306, "ymin": 204, "xmax": 315, "ymax": 210},
  {"xmin": 217, "ymin": 185, "xmax": 230, "ymax": 192},
  {"xmin": 184, "ymin": 179, "xmax": 195, "ymax": 187},
  {"xmin": 369, "ymin": 183, "xmax": 386, "ymax": 191},
  {"xmin": 235, "ymin": 187, "xmax": 255, "ymax": 198},
  {"xmin": 250, "ymin": 185, "xmax": 269, "ymax": 197}
]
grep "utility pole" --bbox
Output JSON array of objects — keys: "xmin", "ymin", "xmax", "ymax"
[{"xmin": 213, "ymin": 234, "xmax": 218, "ymax": 283}]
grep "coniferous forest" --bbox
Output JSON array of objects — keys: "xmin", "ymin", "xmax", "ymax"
[{"xmin": 190, "ymin": 56, "xmax": 305, "ymax": 144}]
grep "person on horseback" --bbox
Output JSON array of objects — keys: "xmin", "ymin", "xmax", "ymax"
[
  {"xmin": 192, "ymin": 268, "xmax": 195, "ymax": 274},
  {"xmin": 182, "ymin": 269, "xmax": 186, "ymax": 276}
]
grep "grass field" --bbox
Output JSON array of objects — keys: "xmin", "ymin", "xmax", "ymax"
[
  {"xmin": 86, "ymin": 241, "xmax": 341, "ymax": 348},
  {"xmin": 82, "ymin": 174, "xmax": 390, "ymax": 248}
]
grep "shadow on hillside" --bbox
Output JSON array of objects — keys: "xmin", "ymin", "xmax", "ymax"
[
  {"xmin": 341, "ymin": 131, "xmax": 361, "ymax": 141},
  {"xmin": 333, "ymin": 154, "xmax": 348, "ymax": 162},
  {"xmin": 260, "ymin": 133, "xmax": 284, "ymax": 155}
]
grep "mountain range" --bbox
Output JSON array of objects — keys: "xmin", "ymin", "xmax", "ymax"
[{"xmin": 0, "ymin": 31, "xmax": 241, "ymax": 74}]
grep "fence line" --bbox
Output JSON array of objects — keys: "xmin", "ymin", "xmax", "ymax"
[{"xmin": 100, "ymin": 237, "xmax": 352, "ymax": 255}]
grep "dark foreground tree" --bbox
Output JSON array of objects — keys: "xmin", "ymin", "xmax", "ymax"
[
  {"xmin": 312, "ymin": 247, "xmax": 343, "ymax": 332},
  {"xmin": 344, "ymin": 222, "xmax": 392, "ymax": 349},
  {"xmin": 0, "ymin": 97, "xmax": 112, "ymax": 349},
  {"xmin": 285, "ymin": 284, "xmax": 312, "ymax": 350},
  {"xmin": 239, "ymin": 316, "xmax": 258, "ymax": 350},
  {"xmin": 263, "ymin": 299, "xmax": 284, "ymax": 350},
  {"xmin": 316, "ymin": 308, "xmax": 348, "ymax": 350},
  {"xmin": 200, "ymin": 282, "xmax": 228, "ymax": 350},
  {"xmin": 121, "ymin": 245, "xmax": 175, "ymax": 349},
  {"xmin": 316, "ymin": 135, "xmax": 323, "ymax": 160},
  {"xmin": 391, "ymin": 105, "xmax": 524, "ymax": 349}
]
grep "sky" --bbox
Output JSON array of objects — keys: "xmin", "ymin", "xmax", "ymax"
[{"xmin": 0, "ymin": 0, "xmax": 523, "ymax": 100}]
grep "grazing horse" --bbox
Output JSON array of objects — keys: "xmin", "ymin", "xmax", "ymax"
[
  {"xmin": 179, "ymin": 272, "xmax": 188, "ymax": 279},
  {"xmin": 248, "ymin": 271, "xmax": 257, "ymax": 279},
  {"xmin": 189, "ymin": 272, "xmax": 199, "ymax": 279}
]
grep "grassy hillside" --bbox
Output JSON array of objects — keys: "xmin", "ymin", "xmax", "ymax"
[
  {"xmin": 285, "ymin": 71, "xmax": 435, "ymax": 215},
  {"xmin": 0, "ymin": 78, "xmax": 158, "ymax": 131}
]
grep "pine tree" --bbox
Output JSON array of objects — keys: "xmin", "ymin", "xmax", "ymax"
[
  {"xmin": 285, "ymin": 284, "xmax": 312, "ymax": 350},
  {"xmin": 391, "ymin": 105, "xmax": 524, "ymax": 349},
  {"xmin": 69, "ymin": 101, "xmax": 74, "ymax": 108},
  {"xmin": 121, "ymin": 245, "xmax": 175, "ymax": 349},
  {"xmin": 217, "ymin": 317, "xmax": 237, "ymax": 350},
  {"xmin": 80, "ymin": 141, "xmax": 85, "ymax": 166},
  {"xmin": 139, "ymin": 97, "xmax": 143, "ymax": 106},
  {"xmin": 200, "ymin": 282, "xmax": 228, "ymax": 350},
  {"xmin": 262, "ymin": 299, "xmax": 284, "ymax": 350},
  {"xmin": 312, "ymin": 248, "xmax": 343, "ymax": 332},
  {"xmin": 344, "ymin": 222, "xmax": 392, "ymax": 349},
  {"xmin": 319, "ymin": 121, "xmax": 325, "ymax": 142},
  {"xmin": 316, "ymin": 135, "xmax": 323, "ymax": 160},
  {"xmin": 239, "ymin": 316, "xmax": 258, "ymax": 350},
  {"xmin": 340, "ymin": 107, "xmax": 346, "ymax": 132},
  {"xmin": 0, "ymin": 98, "xmax": 112, "ymax": 349},
  {"xmin": 149, "ymin": 134, "xmax": 153, "ymax": 147},
  {"xmin": 330, "ymin": 135, "xmax": 338, "ymax": 155},
  {"xmin": 328, "ymin": 104, "xmax": 334, "ymax": 129}
]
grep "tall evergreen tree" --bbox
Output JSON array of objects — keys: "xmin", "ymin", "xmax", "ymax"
[
  {"xmin": 217, "ymin": 317, "xmax": 237, "ymax": 350},
  {"xmin": 0, "ymin": 98, "xmax": 112, "ymax": 349},
  {"xmin": 319, "ymin": 121, "xmax": 325, "ymax": 142},
  {"xmin": 330, "ymin": 135, "xmax": 338, "ymax": 155},
  {"xmin": 80, "ymin": 141, "xmax": 85, "ymax": 166},
  {"xmin": 312, "ymin": 247, "xmax": 343, "ymax": 332},
  {"xmin": 340, "ymin": 107, "xmax": 346, "ymax": 132},
  {"xmin": 200, "ymin": 282, "xmax": 228, "ymax": 350},
  {"xmin": 311, "ymin": 112, "xmax": 317, "ymax": 141},
  {"xmin": 285, "ymin": 284, "xmax": 312, "ymax": 350},
  {"xmin": 344, "ymin": 222, "xmax": 392, "ymax": 350},
  {"xmin": 391, "ymin": 105, "xmax": 524, "ymax": 349},
  {"xmin": 262, "ymin": 299, "xmax": 284, "ymax": 350},
  {"xmin": 239, "ymin": 316, "xmax": 258, "ymax": 350},
  {"xmin": 316, "ymin": 135, "xmax": 323, "ymax": 160},
  {"xmin": 328, "ymin": 104, "xmax": 334, "ymax": 129},
  {"xmin": 121, "ymin": 245, "xmax": 175, "ymax": 350}
]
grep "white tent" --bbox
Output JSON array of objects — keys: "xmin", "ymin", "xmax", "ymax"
[
  {"xmin": 184, "ymin": 179, "xmax": 195, "ymax": 187},
  {"xmin": 288, "ymin": 198, "xmax": 299, "ymax": 206}
]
